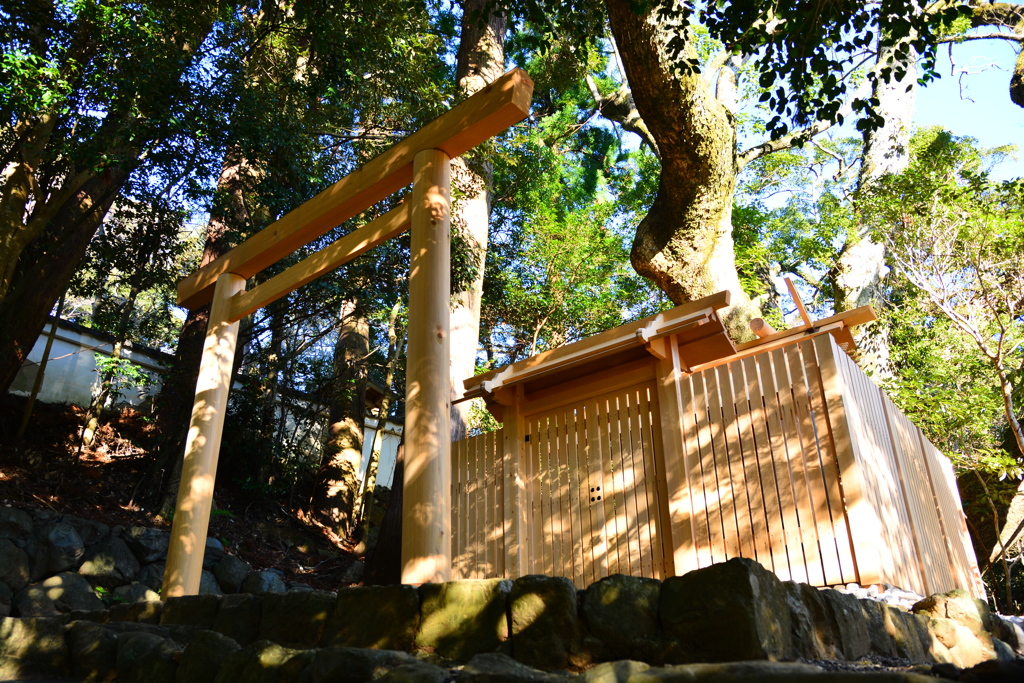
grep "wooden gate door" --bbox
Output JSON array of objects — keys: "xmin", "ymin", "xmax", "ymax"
[{"xmin": 523, "ymin": 380, "xmax": 669, "ymax": 588}]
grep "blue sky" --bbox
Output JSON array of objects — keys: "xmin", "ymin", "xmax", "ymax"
[{"xmin": 915, "ymin": 37, "xmax": 1023, "ymax": 180}]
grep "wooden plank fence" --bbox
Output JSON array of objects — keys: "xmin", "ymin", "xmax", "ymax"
[{"xmin": 451, "ymin": 333, "xmax": 984, "ymax": 598}]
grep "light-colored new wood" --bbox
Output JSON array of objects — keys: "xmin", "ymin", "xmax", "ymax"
[
  {"xmin": 162, "ymin": 273, "xmax": 245, "ymax": 598},
  {"xmin": 734, "ymin": 306, "xmax": 875, "ymax": 352},
  {"xmin": 730, "ymin": 359, "xmax": 771, "ymax": 569},
  {"xmin": 228, "ymin": 204, "xmax": 410, "ymax": 322},
  {"xmin": 742, "ymin": 355, "xmax": 789, "ymax": 579},
  {"xmin": 758, "ymin": 348, "xmax": 806, "ymax": 583},
  {"xmin": 750, "ymin": 318, "xmax": 777, "ymax": 338},
  {"xmin": 654, "ymin": 337, "xmax": 692, "ymax": 575},
  {"xmin": 401, "ymin": 149, "xmax": 452, "ymax": 585},
  {"xmin": 501, "ymin": 388, "xmax": 525, "ymax": 578},
  {"xmin": 814, "ymin": 334, "xmax": 883, "ymax": 586},
  {"xmin": 785, "ymin": 277, "xmax": 813, "ymax": 329},
  {"xmin": 178, "ymin": 69, "xmax": 534, "ymax": 310},
  {"xmin": 446, "ymin": 299, "xmax": 980, "ymax": 599},
  {"xmin": 799, "ymin": 341, "xmax": 857, "ymax": 584},
  {"xmin": 464, "ymin": 291, "xmax": 731, "ymax": 397}
]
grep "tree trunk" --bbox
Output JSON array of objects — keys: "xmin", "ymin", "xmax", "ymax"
[
  {"xmin": 353, "ymin": 298, "xmax": 402, "ymax": 554},
  {"xmin": 0, "ymin": 171, "xmax": 129, "ymax": 396},
  {"xmin": 315, "ymin": 299, "xmax": 369, "ymax": 538},
  {"xmin": 152, "ymin": 147, "xmax": 251, "ymax": 516},
  {"xmin": 837, "ymin": 43, "xmax": 918, "ymax": 378},
  {"xmin": 605, "ymin": 0, "xmax": 758, "ymax": 337},
  {"xmin": 363, "ymin": 442, "xmax": 404, "ymax": 586},
  {"xmin": 16, "ymin": 291, "xmax": 66, "ymax": 442},
  {"xmin": 449, "ymin": 0, "xmax": 506, "ymax": 441},
  {"xmin": 81, "ymin": 284, "xmax": 140, "ymax": 447}
]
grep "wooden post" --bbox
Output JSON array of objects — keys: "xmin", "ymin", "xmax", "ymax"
[
  {"xmin": 654, "ymin": 335, "xmax": 695, "ymax": 576},
  {"xmin": 501, "ymin": 387, "xmax": 527, "ymax": 578},
  {"xmin": 162, "ymin": 273, "xmax": 245, "ymax": 598},
  {"xmin": 401, "ymin": 148, "xmax": 452, "ymax": 584}
]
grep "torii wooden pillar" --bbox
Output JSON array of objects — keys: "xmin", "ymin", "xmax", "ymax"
[{"xmin": 161, "ymin": 70, "xmax": 533, "ymax": 597}]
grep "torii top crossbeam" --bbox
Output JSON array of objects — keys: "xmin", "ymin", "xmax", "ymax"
[{"xmin": 162, "ymin": 70, "xmax": 534, "ymax": 597}]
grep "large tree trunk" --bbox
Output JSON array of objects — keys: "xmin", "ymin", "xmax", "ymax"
[
  {"xmin": 835, "ymin": 43, "xmax": 918, "ymax": 379},
  {"xmin": 315, "ymin": 299, "xmax": 370, "ymax": 538},
  {"xmin": 0, "ymin": 171, "xmax": 129, "ymax": 396},
  {"xmin": 605, "ymin": 0, "xmax": 757, "ymax": 337},
  {"xmin": 449, "ymin": 0, "xmax": 506, "ymax": 441},
  {"xmin": 152, "ymin": 148, "xmax": 251, "ymax": 516}
]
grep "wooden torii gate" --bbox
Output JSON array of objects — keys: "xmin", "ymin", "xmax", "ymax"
[{"xmin": 161, "ymin": 70, "xmax": 534, "ymax": 597}]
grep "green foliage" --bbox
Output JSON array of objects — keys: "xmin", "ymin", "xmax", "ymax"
[
  {"xmin": 860, "ymin": 128, "xmax": 1024, "ymax": 469},
  {"xmin": 92, "ymin": 355, "xmax": 156, "ymax": 404},
  {"xmin": 485, "ymin": 50, "xmax": 666, "ymax": 362}
]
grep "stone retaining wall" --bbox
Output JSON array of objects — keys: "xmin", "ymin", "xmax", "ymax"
[
  {"xmin": 1, "ymin": 558, "xmax": 1021, "ymax": 681},
  {"xmin": 0, "ymin": 506, "xmax": 357, "ymax": 621}
]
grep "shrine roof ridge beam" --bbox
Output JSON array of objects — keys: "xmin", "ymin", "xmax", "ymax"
[
  {"xmin": 462, "ymin": 290, "xmax": 731, "ymax": 398},
  {"xmin": 177, "ymin": 68, "xmax": 534, "ymax": 310}
]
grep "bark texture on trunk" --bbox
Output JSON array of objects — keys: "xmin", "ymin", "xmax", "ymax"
[
  {"xmin": 0, "ymin": 170, "xmax": 128, "ymax": 396},
  {"xmin": 449, "ymin": 0, "xmax": 506, "ymax": 441},
  {"xmin": 153, "ymin": 148, "xmax": 251, "ymax": 515},
  {"xmin": 316, "ymin": 300, "xmax": 369, "ymax": 538},
  {"xmin": 605, "ymin": 0, "xmax": 757, "ymax": 336}
]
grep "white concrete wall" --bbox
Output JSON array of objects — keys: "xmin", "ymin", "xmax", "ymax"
[
  {"xmin": 9, "ymin": 318, "xmax": 169, "ymax": 408},
  {"xmin": 11, "ymin": 318, "xmax": 404, "ymax": 487}
]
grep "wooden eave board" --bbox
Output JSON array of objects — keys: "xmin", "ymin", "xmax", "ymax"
[
  {"xmin": 464, "ymin": 291, "xmax": 733, "ymax": 396},
  {"xmin": 177, "ymin": 68, "xmax": 534, "ymax": 310},
  {"xmin": 734, "ymin": 306, "xmax": 876, "ymax": 353}
]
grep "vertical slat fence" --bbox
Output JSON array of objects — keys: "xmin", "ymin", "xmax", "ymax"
[{"xmin": 450, "ymin": 334, "xmax": 982, "ymax": 600}]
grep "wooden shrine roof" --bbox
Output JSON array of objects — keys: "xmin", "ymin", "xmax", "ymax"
[{"xmin": 462, "ymin": 289, "xmax": 876, "ymax": 405}]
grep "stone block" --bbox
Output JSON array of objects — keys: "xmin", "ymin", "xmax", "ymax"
[
  {"xmin": 200, "ymin": 569, "xmax": 223, "ymax": 595},
  {"xmin": 116, "ymin": 631, "xmax": 179, "ymax": 683},
  {"xmin": 14, "ymin": 571, "xmax": 105, "ymax": 616},
  {"xmin": 79, "ymin": 535, "xmax": 141, "ymax": 588},
  {"xmin": 65, "ymin": 515, "xmax": 110, "ymax": 546},
  {"xmin": 416, "ymin": 578, "xmax": 511, "ymax": 661},
  {"xmin": 880, "ymin": 604, "xmax": 931, "ymax": 663},
  {"xmin": 321, "ymin": 584, "xmax": 420, "ymax": 650},
  {"xmin": 659, "ymin": 557, "xmax": 792, "ymax": 663},
  {"xmin": 912, "ymin": 589, "xmax": 991, "ymax": 640},
  {"xmin": 0, "ymin": 507, "xmax": 33, "ymax": 542},
  {"xmin": 858, "ymin": 597, "xmax": 896, "ymax": 657},
  {"xmin": 240, "ymin": 568, "xmax": 288, "ymax": 594},
  {"xmin": 214, "ymin": 640, "xmax": 309, "ymax": 683},
  {"xmin": 460, "ymin": 652, "xmax": 569, "ymax": 682},
  {"xmin": 259, "ymin": 589, "xmax": 336, "ymax": 649},
  {"xmin": 0, "ymin": 538, "xmax": 30, "ymax": 591},
  {"xmin": 28, "ymin": 522, "xmax": 85, "ymax": 579},
  {"xmin": 509, "ymin": 574, "xmax": 580, "ymax": 670},
  {"xmin": 109, "ymin": 597, "xmax": 163, "ymax": 623},
  {"xmin": 113, "ymin": 581, "xmax": 162, "ymax": 605},
  {"xmin": 176, "ymin": 629, "xmax": 241, "ymax": 683},
  {"xmin": 376, "ymin": 661, "xmax": 450, "ymax": 683},
  {"xmin": 0, "ymin": 616, "xmax": 69, "ymax": 679},
  {"xmin": 213, "ymin": 554, "xmax": 251, "ymax": 593},
  {"xmin": 784, "ymin": 581, "xmax": 839, "ymax": 660},
  {"xmin": 819, "ymin": 588, "xmax": 871, "ymax": 660},
  {"xmin": 124, "ymin": 526, "xmax": 170, "ymax": 564},
  {"xmin": 582, "ymin": 660, "xmax": 652, "ymax": 683},
  {"xmin": 67, "ymin": 620, "xmax": 118, "ymax": 683},
  {"xmin": 580, "ymin": 574, "xmax": 666, "ymax": 664},
  {"xmin": 139, "ymin": 561, "xmax": 166, "ymax": 590},
  {"xmin": 307, "ymin": 646, "xmax": 431, "ymax": 683},
  {"xmin": 160, "ymin": 594, "xmax": 222, "ymax": 628},
  {"xmin": 203, "ymin": 537, "xmax": 226, "ymax": 570},
  {"xmin": 212, "ymin": 592, "xmax": 263, "ymax": 646}
]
